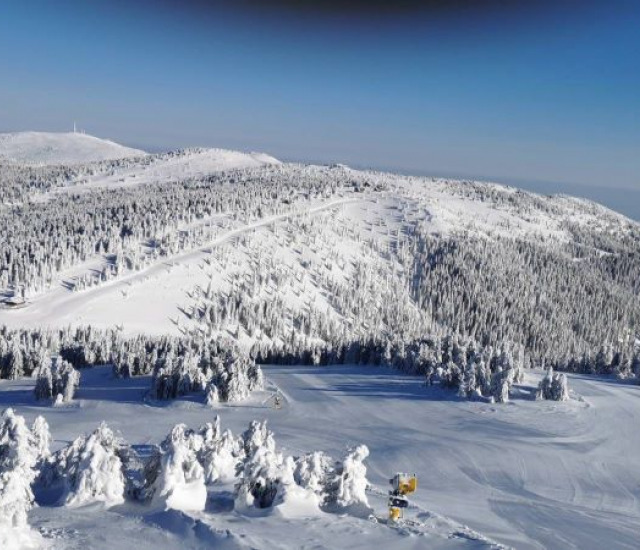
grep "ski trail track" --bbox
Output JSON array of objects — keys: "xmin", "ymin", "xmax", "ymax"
[
  {"xmin": 261, "ymin": 365, "xmax": 640, "ymax": 550},
  {"xmin": 2, "ymin": 364, "xmax": 639, "ymax": 548}
]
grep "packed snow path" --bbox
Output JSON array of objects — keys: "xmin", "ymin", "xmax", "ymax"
[{"xmin": 1, "ymin": 365, "xmax": 639, "ymax": 549}]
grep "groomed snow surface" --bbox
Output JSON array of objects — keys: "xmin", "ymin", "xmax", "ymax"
[{"xmin": 1, "ymin": 366, "xmax": 639, "ymax": 549}]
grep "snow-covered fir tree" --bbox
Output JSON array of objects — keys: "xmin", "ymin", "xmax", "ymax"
[
  {"xmin": 0, "ymin": 409, "xmax": 39, "ymax": 531},
  {"xmin": 34, "ymin": 357, "xmax": 80, "ymax": 404},
  {"xmin": 536, "ymin": 367, "xmax": 571, "ymax": 401},
  {"xmin": 44, "ymin": 423, "xmax": 128, "ymax": 507},
  {"xmin": 198, "ymin": 418, "xmax": 243, "ymax": 484},
  {"xmin": 30, "ymin": 416, "xmax": 51, "ymax": 465},
  {"xmin": 327, "ymin": 445, "xmax": 371, "ymax": 514},
  {"xmin": 145, "ymin": 424, "xmax": 207, "ymax": 512}
]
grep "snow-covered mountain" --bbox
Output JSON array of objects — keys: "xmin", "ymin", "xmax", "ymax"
[
  {"xmin": 1, "ymin": 133, "xmax": 639, "ymax": 550},
  {"xmin": 0, "ymin": 131, "xmax": 146, "ymax": 165},
  {"xmin": 2, "ymin": 153, "xmax": 637, "ymax": 363},
  {"xmin": 1, "ymin": 133, "xmax": 638, "ymax": 377}
]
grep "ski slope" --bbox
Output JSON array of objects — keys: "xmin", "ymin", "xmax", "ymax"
[
  {"xmin": 0, "ymin": 196, "xmax": 360, "ymax": 335},
  {"xmin": 1, "ymin": 366, "xmax": 638, "ymax": 549},
  {"xmin": 0, "ymin": 132, "xmax": 146, "ymax": 165}
]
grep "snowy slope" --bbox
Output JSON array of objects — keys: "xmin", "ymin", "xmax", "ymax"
[
  {"xmin": 2, "ymin": 173, "xmax": 637, "ymax": 341},
  {"xmin": 0, "ymin": 131, "xmax": 146, "ymax": 165},
  {"xmin": 1, "ymin": 367, "xmax": 638, "ymax": 549},
  {"xmin": 121, "ymin": 148, "xmax": 281, "ymax": 184},
  {"xmin": 44, "ymin": 147, "xmax": 282, "ymax": 196},
  {"xmin": 0, "ymin": 196, "xmax": 357, "ymax": 335}
]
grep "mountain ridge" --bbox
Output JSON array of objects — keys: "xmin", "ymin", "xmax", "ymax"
[{"xmin": 0, "ymin": 131, "xmax": 147, "ymax": 166}]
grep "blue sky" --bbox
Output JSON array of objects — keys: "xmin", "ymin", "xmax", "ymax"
[{"xmin": 0, "ymin": 0, "xmax": 638, "ymax": 192}]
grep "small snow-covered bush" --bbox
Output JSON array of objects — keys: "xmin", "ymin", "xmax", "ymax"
[{"xmin": 536, "ymin": 367, "xmax": 570, "ymax": 401}]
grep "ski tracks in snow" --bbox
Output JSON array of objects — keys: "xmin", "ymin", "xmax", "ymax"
[{"xmin": 366, "ymin": 485, "xmax": 511, "ymax": 549}]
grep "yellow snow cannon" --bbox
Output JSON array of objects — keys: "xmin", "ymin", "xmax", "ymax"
[
  {"xmin": 390, "ymin": 473, "xmax": 417, "ymax": 496},
  {"xmin": 388, "ymin": 473, "xmax": 416, "ymax": 523}
]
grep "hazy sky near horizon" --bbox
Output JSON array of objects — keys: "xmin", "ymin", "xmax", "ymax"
[{"xmin": 0, "ymin": 0, "xmax": 638, "ymax": 190}]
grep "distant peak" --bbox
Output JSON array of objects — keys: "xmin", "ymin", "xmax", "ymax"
[{"xmin": 0, "ymin": 131, "xmax": 147, "ymax": 166}]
